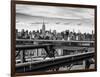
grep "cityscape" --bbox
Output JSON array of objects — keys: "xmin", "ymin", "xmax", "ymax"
[
  {"xmin": 16, "ymin": 21, "xmax": 94, "ymax": 41},
  {"xmin": 15, "ymin": 4, "xmax": 95, "ymax": 73}
]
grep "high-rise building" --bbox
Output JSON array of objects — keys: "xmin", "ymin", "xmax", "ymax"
[
  {"xmin": 53, "ymin": 30, "xmax": 56, "ymax": 35},
  {"xmin": 42, "ymin": 21, "xmax": 46, "ymax": 37}
]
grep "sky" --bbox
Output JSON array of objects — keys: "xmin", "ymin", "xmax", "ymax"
[{"xmin": 16, "ymin": 4, "xmax": 95, "ymax": 33}]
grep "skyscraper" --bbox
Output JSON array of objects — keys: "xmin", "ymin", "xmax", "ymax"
[{"xmin": 42, "ymin": 20, "xmax": 46, "ymax": 36}]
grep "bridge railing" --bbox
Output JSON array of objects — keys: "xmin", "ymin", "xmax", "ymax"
[{"xmin": 16, "ymin": 51, "xmax": 95, "ymax": 73}]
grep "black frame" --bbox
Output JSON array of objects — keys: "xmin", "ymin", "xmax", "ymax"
[{"xmin": 11, "ymin": 0, "xmax": 97, "ymax": 77}]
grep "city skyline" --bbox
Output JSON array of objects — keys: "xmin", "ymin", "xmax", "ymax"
[{"xmin": 16, "ymin": 4, "xmax": 94, "ymax": 33}]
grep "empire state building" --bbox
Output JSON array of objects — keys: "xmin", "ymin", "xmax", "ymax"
[{"xmin": 42, "ymin": 21, "xmax": 45, "ymax": 36}]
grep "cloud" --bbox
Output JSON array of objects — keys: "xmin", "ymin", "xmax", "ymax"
[
  {"xmin": 16, "ymin": 4, "xmax": 94, "ymax": 20},
  {"xmin": 16, "ymin": 4, "xmax": 94, "ymax": 33}
]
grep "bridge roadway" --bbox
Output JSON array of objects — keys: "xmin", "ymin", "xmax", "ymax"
[
  {"xmin": 16, "ymin": 39, "xmax": 94, "ymax": 43},
  {"xmin": 16, "ymin": 39, "xmax": 94, "ymax": 49},
  {"xmin": 16, "ymin": 51, "xmax": 94, "ymax": 73}
]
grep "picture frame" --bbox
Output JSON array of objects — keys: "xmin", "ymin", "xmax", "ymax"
[{"xmin": 11, "ymin": 0, "xmax": 97, "ymax": 77}]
